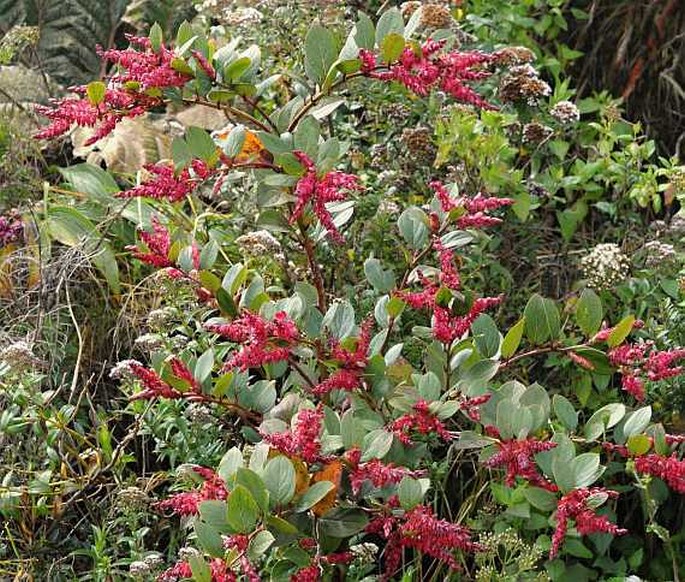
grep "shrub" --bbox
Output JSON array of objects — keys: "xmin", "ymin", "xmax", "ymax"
[{"xmin": 30, "ymin": 4, "xmax": 685, "ymax": 581}]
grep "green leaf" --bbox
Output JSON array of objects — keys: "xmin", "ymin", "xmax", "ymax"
[
  {"xmin": 623, "ymin": 406, "xmax": 652, "ymax": 438},
  {"xmin": 584, "ymin": 403, "xmax": 626, "ymax": 440},
  {"xmin": 361, "ymin": 429, "xmax": 393, "ymax": 461},
  {"xmin": 222, "ymin": 263, "xmax": 248, "ymax": 294},
  {"xmin": 198, "ymin": 500, "xmax": 229, "ymax": 530},
  {"xmin": 501, "ymin": 318, "xmax": 525, "ymax": 359},
  {"xmin": 380, "ymin": 33, "xmax": 405, "ymax": 63},
  {"xmin": 571, "ymin": 453, "xmax": 604, "ymax": 489},
  {"xmin": 59, "ymin": 163, "xmax": 119, "ymax": 196},
  {"xmin": 293, "ymin": 115, "xmax": 320, "ymax": 158},
  {"xmin": 607, "ymin": 315, "xmax": 635, "ymax": 348},
  {"xmin": 375, "ymin": 7, "xmax": 405, "ymax": 47},
  {"xmin": 523, "ymin": 487, "xmax": 558, "ymax": 511},
  {"xmin": 471, "ymin": 314, "xmax": 501, "ymax": 358},
  {"xmin": 322, "ymin": 300, "xmax": 356, "ymax": 340},
  {"xmin": 524, "ymin": 294, "xmax": 560, "ymax": 344},
  {"xmin": 188, "ymin": 553, "xmax": 211, "ymax": 582},
  {"xmin": 194, "ymin": 520, "xmax": 224, "ymax": 557},
  {"xmin": 218, "ymin": 447, "xmax": 244, "ymax": 482},
  {"xmin": 575, "ymin": 289, "xmax": 603, "ymax": 337},
  {"xmin": 248, "ymin": 530, "xmax": 275, "ymax": 561},
  {"xmin": 186, "ymin": 126, "xmax": 217, "ymax": 163},
  {"xmin": 222, "ymin": 125, "xmax": 246, "ymax": 158},
  {"xmin": 86, "ymin": 81, "xmax": 106, "ymax": 105},
  {"xmin": 364, "ymin": 258, "xmax": 395, "ymax": 293},
  {"xmin": 171, "ymin": 137, "xmax": 192, "ymax": 170},
  {"xmin": 263, "ymin": 456, "xmax": 296, "ymax": 507},
  {"xmin": 194, "ymin": 349, "xmax": 214, "ymax": 383},
  {"xmin": 149, "ymin": 22, "xmax": 163, "ymax": 52},
  {"xmin": 295, "ymin": 481, "xmax": 334, "ymax": 512},
  {"xmin": 553, "ymin": 394, "xmax": 578, "ymax": 431},
  {"xmin": 304, "ymin": 24, "xmax": 337, "ymax": 85},
  {"xmin": 398, "ymin": 207, "xmax": 429, "ymax": 249},
  {"xmin": 354, "ymin": 13, "xmax": 375, "ymax": 50},
  {"xmin": 226, "ymin": 485, "xmax": 259, "ymax": 533},
  {"xmin": 398, "ymin": 477, "xmax": 424, "ymax": 510},
  {"xmin": 318, "ymin": 508, "xmax": 368, "ymax": 538}
]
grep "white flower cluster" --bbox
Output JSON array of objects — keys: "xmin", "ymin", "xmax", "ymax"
[
  {"xmin": 236, "ymin": 229, "xmax": 282, "ymax": 258},
  {"xmin": 350, "ymin": 542, "xmax": 379, "ymax": 565},
  {"xmin": 134, "ymin": 333, "xmax": 165, "ymax": 351},
  {"xmin": 643, "ymin": 240, "xmax": 677, "ymax": 267},
  {"xmin": 0, "ymin": 340, "xmax": 39, "ymax": 369},
  {"xmin": 147, "ymin": 306, "xmax": 179, "ymax": 329},
  {"xmin": 109, "ymin": 359, "xmax": 142, "ymax": 380},
  {"xmin": 550, "ymin": 100, "xmax": 580, "ymax": 124},
  {"xmin": 580, "ymin": 243, "xmax": 631, "ymax": 290},
  {"xmin": 129, "ymin": 554, "xmax": 163, "ymax": 578}
]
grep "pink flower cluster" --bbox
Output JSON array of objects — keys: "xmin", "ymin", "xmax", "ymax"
[
  {"xmin": 36, "ymin": 36, "xmax": 193, "ymax": 145},
  {"xmin": 35, "ymin": 87, "xmax": 162, "ymax": 145},
  {"xmin": 313, "ymin": 319, "xmax": 373, "ymax": 396},
  {"xmin": 608, "ymin": 342, "xmax": 685, "ymax": 401},
  {"xmin": 262, "ymin": 405, "xmax": 325, "ymax": 464},
  {"xmin": 290, "ymin": 151, "xmax": 362, "ymax": 244},
  {"xmin": 391, "ymin": 400, "xmax": 453, "ymax": 445},
  {"xmin": 127, "ymin": 216, "xmax": 176, "ymax": 269},
  {"xmin": 399, "ymin": 238, "xmax": 502, "ymax": 344},
  {"xmin": 345, "ymin": 448, "xmax": 423, "ymax": 495},
  {"xmin": 98, "ymin": 35, "xmax": 190, "ymax": 89},
  {"xmin": 119, "ymin": 159, "xmax": 212, "ymax": 202},
  {"xmin": 459, "ymin": 393, "xmax": 492, "ymax": 421},
  {"xmin": 206, "ymin": 310, "xmax": 299, "ymax": 371},
  {"xmin": 159, "ymin": 558, "xmax": 235, "ymax": 582},
  {"xmin": 634, "ymin": 454, "xmax": 685, "ymax": 494},
  {"xmin": 290, "ymin": 564, "xmax": 320, "ymax": 582},
  {"xmin": 129, "ymin": 362, "xmax": 183, "ymax": 401},
  {"xmin": 550, "ymin": 487, "xmax": 626, "ymax": 558},
  {"xmin": 157, "ymin": 466, "xmax": 228, "ymax": 517},
  {"xmin": 366, "ymin": 505, "xmax": 480, "ymax": 579},
  {"xmin": 485, "ymin": 437, "xmax": 558, "ymax": 491},
  {"xmin": 359, "ymin": 40, "xmax": 494, "ymax": 108},
  {"xmin": 431, "ymin": 181, "xmax": 514, "ymax": 229},
  {"xmin": 224, "ymin": 535, "xmax": 260, "ymax": 582}
]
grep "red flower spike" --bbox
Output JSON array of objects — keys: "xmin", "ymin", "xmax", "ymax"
[
  {"xmin": 290, "ymin": 564, "xmax": 320, "ymax": 582},
  {"xmin": 635, "ymin": 454, "xmax": 685, "ymax": 494},
  {"xmin": 129, "ymin": 363, "xmax": 182, "ymax": 401},
  {"xmin": 289, "ymin": 151, "xmax": 361, "ymax": 244},
  {"xmin": 391, "ymin": 400, "xmax": 454, "ymax": 445},
  {"xmin": 550, "ymin": 487, "xmax": 626, "ymax": 559},
  {"xmin": 262, "ymin": 405, "xmax": 325, "ymax": 464},
  {"xmin": 169, "ymin": 357, "xmax": 200, "ymax": 392},
  {"xmin": 157, "ymin": 466, "xmax": 228, "ymax": 516},
  {"xmin": 313, "ymin": 318, "xmax": 373, "ymax": 396},
  {"xmin": 347, "ymin": 450, "xmax": 424, "ymax": 495},
  {"xmin": 37, "ymin": 36, "xmax": 191, "ymax": 144},
  {"xmin": 367, "ymin": 505, "xmax": 480, "ymax": 579},
  {"xmin": 206, "ymin": 310, "xmax": 299, "ymax": 371},
  {"xmin": 485, "ymin": 437, "xmax": 558, "ymax": 491},
  {"xmin": 127, "ymin": 216, "xmax": 174, "ymax": 269},
  {"xmin": 119, "ymin": 159, "xmax": 212, "ymax": 202},
  {"xmin": 361, "ymin": 40, "xmax": 494, "ymax": 108}
]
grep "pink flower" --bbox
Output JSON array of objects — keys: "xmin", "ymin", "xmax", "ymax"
[
  {"xmin": 119, "ymin": 159, "xmax": 211, "ymax": 202},
  {"xmin": 459, "ymin": 393, "xmax": 491, "ymax": 422},
  {"xmin": 290, "ymin": 564, "xmax": 320, "ymax": 582},
  {"xmin": 206, "ymin": 311, "xmax": 299, "ymax": 371},
  {"xmin": 485, "ymin": 437, "xmax": 558, "ymax": 491},
  {"xmin": 346, "ymin": 448, "xmax": 424, "ymax": 495},
  {"xmin": 361, "ymin": 40, "xmax": 494, "ymax": 108},
  {"xmin": 170, "ymin": 357, "xmax": 200, "ymax": 391},
  {"xmin": 635, "ymin": 454, "xmax": 685, "ymax": 494},
  {"xmin": 262, "ymin": 405, "xmax": 325, "ymax": 464},
  {"xmin": 550, "ymin": 487, "xmax": 626, "ymax": 559},
  {"xmin": 432, "ymin": 296, "xmax": 502, "ymax": 344},
  {"xmin": 367, "ymin": 505, "xmax": 480, "ymax": 579},
  {"xmin": 290, "ymin": 151, "xmax": 361, "ymax": 244},
  {"xmin": 431, "ymin": 181, "xmax": 513, "ymax": 223},
  {"xmin": 192, "ymin": 49, "xmax": 217, "ymax": 79},
  {"xmin": 157, "ymin": 466, "xmax": 228, "ymax": 516},
  {"xmin": 129, "ymin": 363, "xmax": 183, "ymax": 401},
  {"xmin": 313, "ymin": 319, "xmax": 373, "ymax": 396},
  {"xmin": 391, "ymin": 400, "xmax": 453, "ymax": 445}
]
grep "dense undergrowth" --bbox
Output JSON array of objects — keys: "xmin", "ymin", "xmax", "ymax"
[{"xmin": 0, "ymin": 1, "xmax": 684, "ymax": 581}]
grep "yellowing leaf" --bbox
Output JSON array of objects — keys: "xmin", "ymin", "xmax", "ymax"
[{"xmin": 311, "ymin": 460, "xmax": 342, "ymax": 517}]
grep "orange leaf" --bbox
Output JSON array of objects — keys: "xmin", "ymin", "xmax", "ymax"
[
  {"xmin": 311, "ymin": 460, "xmax": 342, "ymax": 517},
  {"xmin": 236, "ymin": 130, "xmax": 267, "ymax": 162}
]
